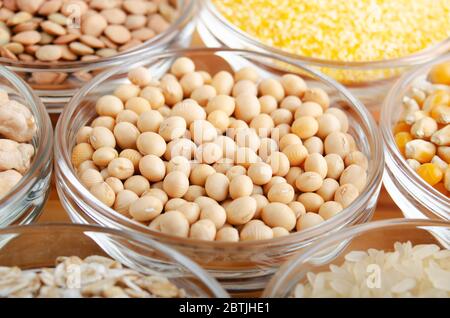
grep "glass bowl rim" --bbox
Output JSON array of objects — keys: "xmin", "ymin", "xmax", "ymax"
[
  {"xmin": 262, "ymin": 217, "xmax": 450, "ymax": 297},
  {"xmin": 0, "ymin": 0, "xmax": 196, "ymax": 71},
  {"xmin": 0, "ymin": 222, "xmax": 229, "ymax": 298},
  {"xmin": 0, "ymin": 65, "xmax": 53, "ymax": 208},
  {"xmin": 55, "ymin": 47, "xmax": 384, "ymax": 249},
  {"xmin": 201, "ymin": 0, "xmax": 450, "ymax": 70}
]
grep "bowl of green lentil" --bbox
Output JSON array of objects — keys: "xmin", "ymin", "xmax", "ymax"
[
  {"xmin": 198, "ymin": 0, "xmax": 450, "ymax": 109},
  {"xmin": 0, "ymin": 0, "xmax": 196, "ymax": 113}
]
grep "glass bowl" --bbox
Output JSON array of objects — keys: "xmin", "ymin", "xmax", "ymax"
[
  {"xmin": 197, "ymin": 0, "xmax": 450, "ymax": 109},
  {"xmin": 0, "ymin": 223, "xmax": 228, "ymax": 298},
  {"xmin": 381, "ymin": 54, "xmax": 450, "ymax": 221},
  {"xmin": 1, "ymin": 0, "xmax": 196, "ymax": 113},
  {"xmin": 263, "ymin": 218, "xmax": 450, "ymax": 297},
  {"xmin": 54, "ymin": 48, "xmax": 384, "ymax": 292},
  {"xmin": 0, "ymin": 66, "xmax": 53, "ymax": 228}
]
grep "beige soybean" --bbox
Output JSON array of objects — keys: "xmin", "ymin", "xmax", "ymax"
[
  {"xmin": 80, "ymin": 169, "xmax": 104, "ymax": 189},
  {"xmin": 90, "ymin": 127, "xmax": 116, "ymax": 150},
  {"xmin": 324, "ymin": 154, "xmax": 345, "ymax": 179},
  {"xmin": 240, "ymin": 220, "xmax": 274, "ymax": 241},
  {"xmin": 216, "ymin": 227, "xmax": 239, "ymax": 242},
  {"xmin": 113, "ymin": 122, "xmax": 139, "ymax": 149},
  {"xmin": 234, "ymin": 67, "xmax": 260, "ymax": 83},
  {"xmin": 171, "ymin": 57, "xmax": 195, "ymax": 78},
  {"xmin": 344, "ymin": 151, "xmax": 369, "ymax": 171},
  {"xmin": 266, "ymin": 152, "xmax": 290, "ymax": 177},
  {"xmin": 92, "ymin": 116, "xmax": 115, "ymax": 131},
  {"xmin": 125, "ymin": 97, "xmax": 151, "ymax": 115},
  {"xmin": 303, "ymin": 88, "xmax": 330, "ymax": 110},
  {"xmin": 229, "ymin": 175, "xmax": 253, "ymax": 199},
  {"xmin": 297, "ymin": 193, "xmax": 324, "ymax": 213},
  {"xmin": 291, "ymin": 116, "xmax": 319, "ymax": 139},
  {"xmin": 140, "ymin": 86, "xmax": 165, "ymax": 109},
  {"xmin": 172, "ymin": 99, "xmax": 207, "ymax": 126},
  {"xmin": 226, "ymin": 196, "xmax": 257, "ymax": 225},
  {"xmin": 128, "ymin": 67, "xmax": 152, "ymax": 87},
  {"xmin": 206, "ymin": 95, "xmax": 235, "ymax": 116},
  {"xmin": 251, "ymin": 194, "xmax": 269, "ymax": 219},
  {"xmin": 263, "ymin": 176, "xmax": 287, "ymax": 195},
  {"xmin": 107, "ymin": 158, "xmax": 134, "ymax": 180},
  {"xmin": 143, "ymin": 188, "xmax": 168, "ymax": 206},
  {"xmin": 280, "ymin": 96, "xmax": 302, "ymax": 113},
  {"xmin": 189, "ymin": 219, "xmax": 216, "ymax": 241},
  {"xmin": 261, "ymin": 202, "xmax": 296, "ymax": 231},
  {"xmin": 296, "ymin": 212, "xmax": 325, "ymax": 231},
  {"xmin": 259, "ymin": 95, "xmax": 278, "ymax": 114},
  {"xmin": 159, "ymin": 116, "xmax": 186, "ymax": 142},
  {"xmin": 116, "ymin": 110, "xmax": 139, "ymax": 125},
  {"xmin": 304, "ymin": 153, "xmax": 328, "ymax": 178},
  {"xmin": 326, "ymin": 108, "xmax": 349, "ymax": 132},
  {"xmin": 288, "ymin": 201, "xmax": 306, "ymax": 219},
  {"xmin": 294, "ymin": 102, "xmax": 324, "ymax": 119},
  {"xmin": 136, "ymin": 132, "xmax": 166, "ymax": 157},
  {"xmin": 165, "ymin": 198, "xmax": 187, "ymax": 212},
  {"xmin": 316, "ymin": 178, "xmax": 340, "ymax": 202},
  {"xmin": 119, "ymin": 149, "xmax": 142, "ymax": 170},
  {"xmin": 200, "ymin": 204, "xmax": 227, "ymax": 229},
  {"xmin": 318, "ymin": 201, "xmax": 343, "ymax": 220},
  {"xmin": 295, "ymin": 172, "xmax": 323, "ymax": 192},
  {"xmin": 92, "ymin": 147, "xmax": 118, "ymax": 167},
  {"xmin": 212, "ymin": 71, "xmax": 234, "ymax": 95},
  {"xmin": 324, "ymin": 132, "xmax": 352, "ymax": 158},
  {"xmin": 232, "ymin": 79, "xmax": 258, "ymax": 97},
  {"xmin": 159, "ymin": 211, "xmax": 190, "ymax": 238},
  {"xmin": 226, "ymin": 165, "xmax": 247, "ymax": 181},
  {"xmin": 163, "ymin": 171, "xmax": 189, "ymax": 198},
  {"xmin": 95, "ymin": 95, "xmax": 124, "ymax": 118},
  {"xmin": 105, "ymin": 177, "xmax": 124, "ymax": 194},
  {"xmin": 235, "ymin": 93, "xmax": 261, "ymax": 123},
  {"xmin": 191, "ymin": 85, "xmax": 217, "ymax": 107},
  {"xmin": 303, "ymin": 136, "xmax": 324, "ymax": 154},
  {"xmin": 259, "ymin": 78, "xmax": 285, "ymax": 102},
  {"xmin": 282, "ymin": 143, "xmax": 308, "ymax": 166},
  {"xmin": 114, "ymin": 190, "xmax": 139, "ymax": 215},
  {"xmin": 72, "ymin": 143, "xmax": 94, "ymax": 167},
  {"xmin": 267, "ymin": 182, "xmax": 295, "ymax": 204},
  {"xmin": 250, "ymin": 114, "xmax": 274, "ymax": 137},
  {"xmin": 190, "ymin": 164, "xmax": 216, "ymax": 186},
  {"xmin": 177, "ymin": 202, "xmax": 201, "ymax": 225},
  {"xmin": 205, "ymin": 172, "xmax": 229, "ymax": 201},
  {"xmin": 280, "ymin": 74, "xmax": 307, "ymax": 97},
  {"xmin": 124, "ymin": 175, "xmax": 150, "ymax": 196},
  {"xmin": 90, "ymin": 182, "xmax": 115, "ymax": 207},
  {"xmin": 285, "ymin": 167, "xmax": 303, "ymax": 188},
  {"xmin": 316, "ymin": 113, "xmax": 341, "ymax": 139},
  {"xmin": 334, "ymin": 184, "xmax": 359, "ymax": 208},
  {"xmin": 247, "ymin": 162, "xmax": 272, "ymax": 185},
  {"xmin": 279, "ymin": 134, "xmax": 302, "ymax": 151},
  {"xmin": 272, "ymin": 227, "xmax": 290, "ymax": 238},
  {"xmin": 339, "ymin": 164, "xmax": 367, "ymax": 192},
  {"xmin": 180, "ymin": 72, "xmax": 204, "ymax": 97},
  {"xmin": 258, "ymin": 137, "xmax": 278, "ymax": 161},
  {"xmin": 129, "ymin": 196, "xmax": 163, "ymax": 222},
  {"xmin": 166, "ymin": 156, "xmax": 191, "ymax": 177},
  {"xmin": 195, "ymin": 142, "xmax": 223, "ymax": 164},
  {"xmin": 270, "ymin": 108, "xmax": 293, "ymax": 126}
]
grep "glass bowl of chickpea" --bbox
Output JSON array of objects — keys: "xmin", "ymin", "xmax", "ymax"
[
  {"xmin": 54, "ymin": 48, "xmax": 384, "ymax": 292},
  {"xmin": 0, "ymin": 223, "xmax": 228, "ymax": 298},
  {"xmin": 0, "ymin": 65, "xmax": 53, "ymax": 228},
  {"xmin": 381, "ymin": 54, "xmax": 450, "ymax": 221},
  {"xmin": 0, "ymin": 0, "xmax": 196, "ymax": 113}
]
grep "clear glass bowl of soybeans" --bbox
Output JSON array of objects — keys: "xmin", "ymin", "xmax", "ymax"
[
  {"xmin": 54, "ymin": 48, "xmax": 384, "ymax": 293},
  {"xmin": 263, "ymin": 219, "xmax": 450, "ymax": 298},
  {"xmin": 198, "ymin": 0, "xmax": 450, "ymax": 109},
  {"xmin": 0, "ymin": 65, "xmax": 53, "ymax": 228},
  {"xmin": 0, "ymin": 0, "xmax": 196, "ymax": 113},
  {"xmin": 0, "ymin": 223, "xmax": 229, "ymax": 298},
  {"xmin": 381, "ymin": 54, "xmax": 450, "ymax": 222}
]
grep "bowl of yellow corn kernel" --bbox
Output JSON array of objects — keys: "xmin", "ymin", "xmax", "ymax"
[
  {"xmin": 198, "ymin": 0, "xmax": 450, "ymax": 108},
  {"xmin": 381, "ymin": 55, "xmax": 450, "ymax": 221}
]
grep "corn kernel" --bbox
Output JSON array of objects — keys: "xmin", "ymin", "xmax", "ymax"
[
  {"xmin": 431, "ymin": 155, "xmax": 449, "ymax": 172},
  {"xmin": 422, "ymin": 90, "xmax": 450, "ymax": 113},
  {"xmin": 416, "ymin": 163, "xmax": 443, "ymax": 186},
  {"xmin": 445, "ymin": 167, "xmax": 450, "ymax": 192},
  {"xmin": 393, "ymin": 121, "xmax": 411, "ymax": 134},
  {"xmin": 430, "ymin": 125, "xmax": 450, "ymax": 146},
  {"xmin": 406, "ymin": 159, "xmax": 420, "ymax": 171},
  {"xmin": 410, "ymin": 117, "xmax": 437, "ymax": 139},
  {"xmin": 429, "ymin": 61, "xmax": 450, "ymax": 86},
  {"xmin": 430, "ymin": 105, "xmax": 450, "ymax": 124},
  {"xmin": 437, "ymin": 146, "xmax": 450, "ymax": 164},
  {"xmin": 395, "ymin": 132, "xmax": 412, "ymax": 155},
  {"xmin": 404, "ymin": 139, "xmax": 436, "ymax": 163}
]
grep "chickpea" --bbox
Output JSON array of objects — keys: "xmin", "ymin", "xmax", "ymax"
[
  {"xmin": 114, "ymin": 190, "xmax": 139, "ymax": 216},
  {"xmin": 80, "ymin": 169, "xmax": 103, "ymax": 189},
  {"xmin": 326, "ymin": 108, "xmax": 349, "ymax": 132},
  {"xmin": 251, "ymin": 193, "xmax": 269, "ymax": 219},
  {"xmin": 294, "ymin": 102, "xmax": 323, "ymax": 119},
  {"xmin": 291, "ymin": 116, "xmax": 319, "ymax": 140},
  {"xmin": 206, "ymin": 95, "xmax": 235, "ymax": 116},
  {"xmin": 259, "ymin": 78, "xmax": 285, "ymax": 102},
  {"xmin": 316, "ymin": 178, "xmax": 340, "ymax": 201},
  {"xmin": 268, "ymin": 182, "xmax": 295, "ymax": 203},
  {"xmin": 163, "ymin": 171, "xmax": 189, "ymax": 198},
  {"xmin": 279, "ymin": 134, "xmax": 302, "ymax": 151},
  {"xmin": 282, "ymin": 143, "xmax": 308, "ymax": 166},
  {"xmin": 90, "ymin": 182, "xmax": 115, "ymax": 207},
  {"xmin": 316, "ymin": 113, "xmax": 342, "ymax": 139},
  {"xmin": 137, "ymin": 110, "xmax": 164, "ymax": 133},
  {"xmin": 189, "ymin": 219, "xmax": 216, "ymax": 241},
  {"xmin": 324, "ymin": 132, "xmax": 352, "ymax": 158},
  {"xmin": 165, "ymin": 198, "xmax": 187, "ymax": 211},
  {"xmin": 272, "ymin": 227, "xmax": 290, "ymax": 238},
  {"xmin": 191, "ymin": 85, "xmax": 217, "ymax": 107},
  {"xmin": 180, "ymin": 72, "xmax": 204, "ymax": 97},
  {"xmin": 129, "ymin": 196, "xmax": 163, "ymax": 222},
  {"xmin": 139, "ymin": 155, "xmax": 166, "ymax": 182},
  {"xmin": 90, "ymin": 127, "xmax": 116, "ymax": 150},
  {"xmin": 259, "ymin": 95, "xmax": 278, "ymax": 114},
  {"xmin": 113, "ymin": 122, "xmax": 140, "ymax": 149},
  {"xmin": 240, "ymin": 220, "xmax": 273, "ymax": 241},
  {"xmin": 216, "ymin": 227, "xmax": 239, "ymax": 242},
  {"xmin": 143, "ymin": 188, "xmax": 168, "ymax": 206},
  {"xmin": 303, "ymin": 87, "xmax": 330, "ymax": 110},
  {"xmin": 159, "ymin": 211, "xmax": 190, "ymax": 238},
  {"xmin": 247, "ymin": 162, "xmax": 272, "ymax": 185},
  {"xmin": 261, "ymin": 202, "xmax": 296, "ymax": 231},
  {"xmin": 105, "ymin": 177, "xmax": 124, "ymax": 194},
  {"xmin": 205, "ymin": 172, "xmax": 229, "ymax": 201},
  {"xmin": 232, "ymin": 80, "xmax": 257, "ymax": 97},
  {"xmin": 190, "ymin": 164, "xmax": 216, "ymax": 186},
  {"xmin": 212, "ymin": 71, "xmax": 234, "ymax": 95},
  {"xmin": 250, "ymin": 114, "xmax": 274, "ymax": 137},
  {"xmin": 116, "ymin": 110, "xmax": 139, "ymax": 125},
  {"xmin": 229, "ymin": 175, "xmax": 253, "ymax": 199},
  {"xmin": 92, "ymin": 147, "xmax": 118, "ymax": 167},
  {"xmin": 297, "ymin": 193, "xmax": 324, "ymax": 212},
  {"xmin": 304, "ymin": 153, "xmax": 328, "ymax": 178},
  {"xmin": 171, "ymin": 57, "xmax": 195, "ymax": 78},
  {"xmin": 334, "ymin": 184, "xmax": 359, "ymax": 208},
  {"xmin": 303, "ymin": 136, "xmax": 324, "ymax": 154},
  {"xmin": 296, "ymin": 212, "xmax": 324, "ymax": 231},
  {"xmin": 107, "ymin": 158, "xmax": 134, "ymax": 180},
  {"xmin": 266, "ymin": 151, "xmax": 290, "ymax": 177},
  {"xmin": 177, "ymin": 202, "xmax": 201, "ymax": 224},
  {"xmin": 95, "ymin": 95, "xmax": 124, "ymax": 118},
  {"xmin": 318, "ymin": 201, "xmax": 343, "ymax": 220},
  {"xmin": 280, "ymin": 96, "xmax": 302, "ymax": 113},
  {"xmin": 92, "ymin": 116, "xmax": 115, "ymax": 131},
  {"xmin": 226, "ymin": 196, "xmax": 257, "ymax": 225},
  {"xmin": 226, "ymin": 165, "xmax": 247, "ymax": 181},
  {"xmin": 235, "ymin": 67, "xmax": 260, "ymax": 83},
  {"xmin": 195, "ymin": 142, "xmax": 223, "ymax": 164},
  {"xmin": 288, "ymin": 201, "xmax": 306, "ymax": 219},
  {"xmin": 339, "ymin": 164, "xmax": 367, "ymax": 192},
  {"xmin": 235, "ymin": 93, "xmax": 261, "ymax": 123},
  {"xmin": 136, "ymin": 132, "xmax": 166, "ymax": 157},
  {"xmin": 76, "ymin": 126, "xmax": 93, "ymax": 144},
  {"xmin": 190, "ymin": 119, "xmax": 217, "ymax": 145},
  {"xmin": 139, "ymin": 86, "xmax": 165, "ymax": 109},
  {"xmin": 200, "ymin": 204, "xmax": 227, "ymax": 229},
  {"xmin": 114, "ymin": 84, "xmax": 140, "ymax": 102},
  {"xmin": 344, "ymin": 151, "xmax": 369, "ymax": 171},
  {"xmin": 124, "ymin": 175, "xmax": 150, "ymax": 196},
  {"xmin": 324, "ymin": 154, "xmax": 345, "ymax": 179},
  {"xmin": 183, "ymin": 185, "xmax": 206, "ymax": 202},
  {"xmin": 258, "ymin": 138, "xmax": 278, "ymax": 161},
  {"xmin": 280, "ymin": 74, "xmax": 307, "ymax": 97},
  {"xmin": 125, "ymin": 97, "xmax": 151, "ymax": 115},
  {"xmin": 120, "ymin": 149, "xmax": 142, "ymax": 170},
  {"xmin": 271, "ymin": 108, "xmax": 293, "ymax": 126}
]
